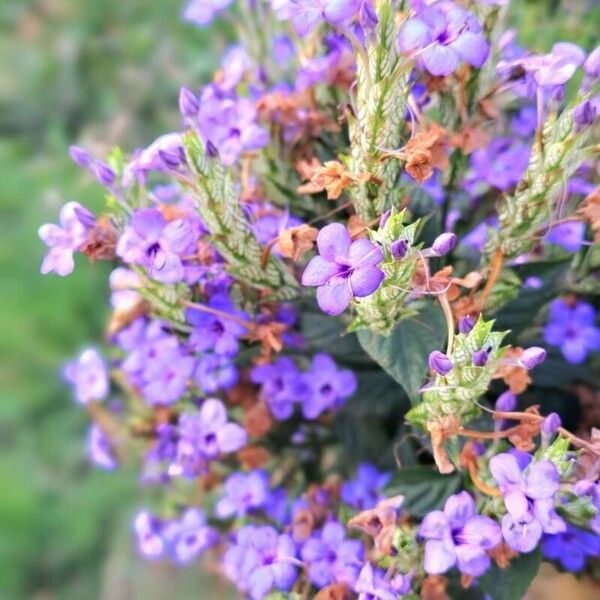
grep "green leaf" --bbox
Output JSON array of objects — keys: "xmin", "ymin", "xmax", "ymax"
[
  {"xmin": 479, "ymin": 547, "xmax": 542, "ymax": 600},
  {"xmin": 384, "ymin": 465, "xmax": 463, "ymax": 518},
  {"xmin": 356, "ymin": 304, "xmax": 447, "ymax": 403}
]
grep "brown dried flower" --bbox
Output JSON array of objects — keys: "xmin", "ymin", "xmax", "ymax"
[{"xmin": 297, "ymin": 160, "xmax": 371, "ymax": 200}]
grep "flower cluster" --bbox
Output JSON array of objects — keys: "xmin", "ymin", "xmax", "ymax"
[{"xmin": 42, "ymin": 0, "xmax": 600, "ymax": 598}]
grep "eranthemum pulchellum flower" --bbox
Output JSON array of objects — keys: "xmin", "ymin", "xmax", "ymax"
[
  {"xmin": 302, "ymin": 223, "xmax": 384, "ymax": 315},
  {"xmin": 397, "ymin": 1, "xmax": 490, "ymax": 76},
  {"xmin": 64, "ymin": 348, "xmax": 109, "ymax": 404}
]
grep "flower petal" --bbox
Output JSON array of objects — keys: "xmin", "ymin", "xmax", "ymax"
[
  {"xmin": 397, "ymin": 17, "xmax": 431, "ymax": 52},
  {"xmin": 489, "ymin": 453, "xmax": 523, "ymax": 490},
  {"xmin": 349, "ymin": 266, "xmax": 384, "ymax": 297},
  {"xmin": 301, "ymin": 256, "xmax": 341, "ymax": 286},
  {"xmin": 316, "ymin": 223, "xmax": 351, "ymax": 262},
  {"xmin": 449, "ymin": 32, "xmax": 490, "ymax": 68},
  {"xmin": 421, "ymin": 44, "xmax": 460, "ymax": 76},
  {"xmin": 455, "ymin": 544, "xmax": 490, "ymax": 577},
  {"xmin": 423, "ymin": 538, "xmax": 456, "ymax": 574},
  {"xmin": 525, "ymin": 460, "xmax": 560, "ymax": 499},
  {"xmin": 316, "ymin": 279, "xmax": 352, "ymax": 315}
]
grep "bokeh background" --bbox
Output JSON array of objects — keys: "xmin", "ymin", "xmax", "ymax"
[{"xmin": 0, "ymin": 1, "xmax": 599, "ymax": 599}]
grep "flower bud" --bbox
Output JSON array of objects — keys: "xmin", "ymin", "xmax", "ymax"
[
  {"xmin": 379, "ymin": 210, "xmax": 391, "ymax": 229},
  {"xmin": 458, "ymin": 315, "xmax": 475, "ymax": 334},
  {"xmin": 495, "ymin": 390, "xmax": 517, "ymax": 412},
  {"xmin": 179, "ymin": 86, "xmax": 199, "ymax": 117},
  {"xmin": 159, "ymin": 149, "xmax": 182, "ymax": 168},
  {"xmin": 472, "ymin": 349, "xmax": 489, "ymax": 367},
  {"xmin": 69, "ymin": 145, "xmax": 91, "ymax": 167},
  {"xmin": 206, "ymin": 140, "xmax": 219, "ymax": 158},
  {"xmin": 584, "ymin": 46, "xmax": 600, "ymax": 79},
  {"xmin": 541, "ymin": 412, "xmax": 561, "ymax": 434},
  {"xmin": 573, "ymin": 479, "xmax": 595, "ymax": 497},
  {"xmin": 390, "ymin": 238, "xmax": 408, "ymax": 260},
  {"xmin": 94, "ymin": 161, "xmax": 115, "ymax": 186},
  {"xmin": 428, "ymin": 350, "xmax": 453, "ymax": 375},
  {"xmin": 573, "ymin": 100, "xmax": 597, "ymax": 129},
  {"xmin": 519, "ymin": 346, "xmax": 546, "ymax": 369},
  {"xmin": 431, "ymin": 232, "xmax": 457, "ymax": 257}
]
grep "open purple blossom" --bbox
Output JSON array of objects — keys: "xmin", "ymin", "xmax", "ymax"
[
  {"xmin": 301, "ymin": 521, "xmax": 365, "ymax": 588},
  {"xmin": 133, "ymin": 511, "xmax": 166, "ymax": 558},
  {"xmin": 64, "ymin": 348, "xmax": 109, "ymax": 404},
  {"xmin": 223, "ymin": 525, "xmax": 299, "ymax": 600},
  {"xmin": 194, "ymin": 353, "xmax": 238, "ymax": 393},
  {"xmin": 183, "ymin": 0, "xmax": 234, "ymax": 27},
  {"xmin": 39, "ymin": 201, "xmax": 95, "ymax": 276},
  {"xmin": 397, "ymin": 2, "xmax": 489, "ymax": 77},
  {"xmin": 354, "ymin": 562, "xmax": 412, "ymax": 600},
  {"xmin": 251, "ymin": 357, "xmax": 308, "ymax": 420},
  {"xmin": 544, "ymin": 221, "xmax": 585, "ymax": 253},
  {"xmin": 141, "ymin": 344, "xmax": 195, "ymax": 405},
  {"xmin": 543, "ymin": 524, "xmax": 600, "ymax": 572},
  {"xmin": 543, "ymin": 299, "xmax": 600, "ymax": 364},
  {"xmin": 302, "ymin": 353, "xmax": 357, "ymax": 419},
  {"xmin": 87, "ymin": 424, "xmax": 117, "ymax": 470},
  {"xmin": 186, "ymin": 293, "xmax": 248, "ymax": 356},
  {"xmin": 162, "ymin": 509, "xmax": 219, "ymax": 564},
  {"xmin": 216, "ymin": 470, "xmax": 271, "ymax": 519},
  {"xmin": 341, "ymin": 463, "xmax": 391, "ymax": 511},
  {"xmin": 302, "ymin": 223, "xmax": 384, "ymax": 316},
  {"xmin": 116, "ymin": 208, "xmax": 198, "ymax": 284},
  {"xmin": 418, "ymin": 491, "xmax": 501, "ymax": 576},
  {"xmin": 169, "ymin": 399, "xmax": 247, "ymax": 477},
  {"xmin": 490, "ymin": 453, "xmax": 566, "ymax": 552}
]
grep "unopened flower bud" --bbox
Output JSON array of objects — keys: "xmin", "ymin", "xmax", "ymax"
[
  {"xmin": 159, "ymin": 149, "xmax": 182, "ymax": 168},
  {"xmin": 379, "ymin": 210, "xmax": 391, "ymax": 229},
  {"xmin": 179, "ymin": 86, "xmax": 199, "ymax": 117},
  {"xmin": 431, "ymin": 232, "xmax": 457, "ymax": 257},
  {"xmin": 541, "ymin": 412, "xmax": 561, "ymax": 434},
  {"xmin": 94, "ymin": 161, "xmax": 115, "ymax": 186},
  {"xmin": 574, "ymin": 100, "xmax": 597, "ymax": 129},
  {"xmin": 428, "ymin": 350, "xmax": 453, "ymax": 375},
  {"xmin": 69, "ymin": 145, "xmax": 91, "ymax": 167},
  {"xmin": 584, "ymin": 46, "xmax": 600, "ymax": 79},
  {"xmin": 520, "ymin": 346, "xmax": 546, "ymax": 369},
  {"xmin": 458, "ymin": 315, "xmax": 475, "ymax": 334},
  {"xmin": 472, "ymin": 349, "xmax": 489, "ymax": 367},
  {"xmin": 390, "ymin": 238, "xmax": 408, "ymax": 260},
  {"xmin": 206, "ymin": 140, "xmax": 219, "ymax": 158},
  {"xmin": 495, "ymin": 390, "xmax": 517, "ymax": 412},
  {"xmin": 573, "ymin": 480, "xmax": 594, "ymax": 497}
]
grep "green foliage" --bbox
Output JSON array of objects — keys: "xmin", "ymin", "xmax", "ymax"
[{"xmin": 357, "ymin": 303, "xmax": 447, "ymax": 403}]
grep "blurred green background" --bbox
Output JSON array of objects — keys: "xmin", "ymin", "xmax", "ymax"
[{"xmin": 0, "ymin": 1, "xmax": 599, "ymax": 599}]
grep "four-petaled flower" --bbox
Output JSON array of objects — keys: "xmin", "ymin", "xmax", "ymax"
[
  {"xmin": 302, "ymin": 223, "xmax": 384, "ymax": 315},
  {"xmin": 64, "ymin": 348, "xmax": 109, "ymax": 404}
]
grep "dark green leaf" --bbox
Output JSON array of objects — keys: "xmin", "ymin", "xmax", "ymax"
[
  {"xmin": 479, "ymin": 547, "xmax": 542, "ymax": 600},
  {"xmin": 356, "ymin": 304, "xmax": 447, "ymax": 403},
  {"xmin": 384, "ymin": 465, "xmax": 463, "ymax": 518}
]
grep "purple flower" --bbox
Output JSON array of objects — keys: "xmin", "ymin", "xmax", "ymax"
[
  {"xmin": 117, "ymin": 208, "xmax": 198, "ymax": 284},
  {"xmin": 418, "ymin": 491, "xmax": 501, "ymax": 576},
  {"xmin": 279, "ymin": 0, "xmax": 366, "ymax": 37},
  {"xmin": 64, "ymin": 348, "xmax": 109, "ymax": 404},
  {"xmin": 468, "ymin": 138, "xmax": 530, "ymax": 191},
  {"xmin": 521, "ymin": 43, "xmax": 585, "ymax": 87},
  {"xmin": 495, "ymin": 390, "xmax": 517, "ymax": 412},
  {"xmin": 252, "ymin": 208, "xmax": 303, "ymax": 256},
  {"xmin": 301, "ymin": 521, "xmax": 364, "ymax": 588},
  {"xmin": 431, "ymin": 232, "xmax": 457, "ymax": 257},
  {"xmin": 302, "ymin": 223, "xmax": 384, "ymax": 316},
  {"xmin": 511, "ymin": 105, "xmax": 537, "ymax": 137},
  {"xmin": 133, "ymin": 511, "xmax": 165, "ymax": 558},
  {"xmin": 251, "ymin": 357, "xmax": 308, "ymax": 420},
  {"xmin": 428, "ymin": 350, "xmax": 453, "ymax": 376},
  {"xmin": 397, "ymin": 3, "xmax": 489, "ymax": 77},
  {"xmin": 142, "ymin": 349, "xmax": 195, "ymax": 406},
  {"xmin": 123, "ymin": 133, "xmax": 186, "ymax": 185},
  {"xmin": 458, "ymin": 315, "xmax": 475, "ymax": 334},
  {"xmin": 179, "ymin": 86, "xmax": 199, "ymax": 117},
  {"xmin": 543, "ymin": 299, "xmax": 600, "ymax": 364},
  {"xmin": 543, "ymin": 524, "xmax": 600, "ymax": 572},
  {"xmin": 162, "ymin": 509, "xmax": 219, "ymax": 564},
  {"xmin": 183, "ymin": 0, "xmax": 234, "ymax": 26},
  {"xmin": 216, "ymin": 470, "xmax": 271, "ymax": 519},
  {"xmin": 39, "ymin": 201, "xmax": 95, "ymax": 276},
  {"xmin": 169, "ymin": 399, "xmax": 247, "ymax": 477},
  {"xmin": 545, "ymin": 221, "xmax": 585, "ymax": 253},
  {"xmin": 541, "ymin": 412, "xmax": 561, "ymax": 435},
  {"xmin": 194, "ymin": 353, "xmax": 238, "ymax": 393},
  {"xmin": 302, "ymin": 353, "xmax": 357, "ymax": 419},
  {"xmin": 87, "ymin": 424, "xmax": 117, "ymax": 470},
  {"xmin": 391, "ymin": 238, "xmax": 409, "ymax": 260},
  {"xmin": 472, "ymin": 349, "xmax": 489, "ymax": 367},
  {"xmin": 490, "ymin": 453, "xmax": 566, "ymax": 552},
  {"xmin": 223, "ymin": 525, "xmax": 298, "ymax": 600},
  {"xmin": 341, "ymin": 463, "xmax": 391, "ymax": 511},
  {"xmin": 354, "ymin": 562, "xmax": 412, "ymax": 600},
  {"xmin": 186, "ymin": 294, "xmax": 248, "ymax": 356},
  {"xmin": 519, "ymin": 346, "xmax": 546, "ymax": 369}
]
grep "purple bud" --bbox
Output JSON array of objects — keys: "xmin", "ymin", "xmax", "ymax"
[
  {"xmin": 428, "ymin": 350, "xmax": 453, "ymax": 376},
  {"xmin": 458, "ymin": 316, "xmax": 475, "ymax": 334},
  {"xmin": 159, "ymin": 149, "xmax": 182, "ymax": 168},
  {"xmin": 69, "ymin": 145, "xmax": 91, "ymax": 167},
  {"xmin": 206, "ymin": 140, "xmax": 219, "ymax": 158},
  {"xmin": 431, "ymin": 232, "xmax": 457, "ymax": 257},
  {"xmin": 541, "ymin": 412, "xmax": 561, "ymax": 434},
  {"xmin": 94, "ymin": 161, "xmax": 115, "ymax": 186},
  {"xmin": 519, "ymin": 346, "xmax": 546, "ymax": 369},
  {"xmin": 495, "ymin": 391, "xmax": 517, "ymax": 412},
  {"xmin": 573, "ymin": 100, "xmax": 597, "ymax": 129},
  {"xmin": 472, "ymin": 349, "xmax": 489, "ymax": 367},
  {"xmin": 574, "ymin": 479, "xmax": 594, "ymax": 496},
  {"xmin": 390, "ymin": 239, "xmax": 408, "ymax": 260},
  {"xmin": 584, "ymin": 46, "xmax": 600, "ymax": 79},
  {"xmin": 379, "ymin": 210, "xmax": 391, "ymax": 229},
  {"xmin": 179, "ymin": 86, "xmax": 199, "ymax": 117},
  {"xmin": 359, "ymin": 1, "xmax": 378, "ymax": 32}
]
